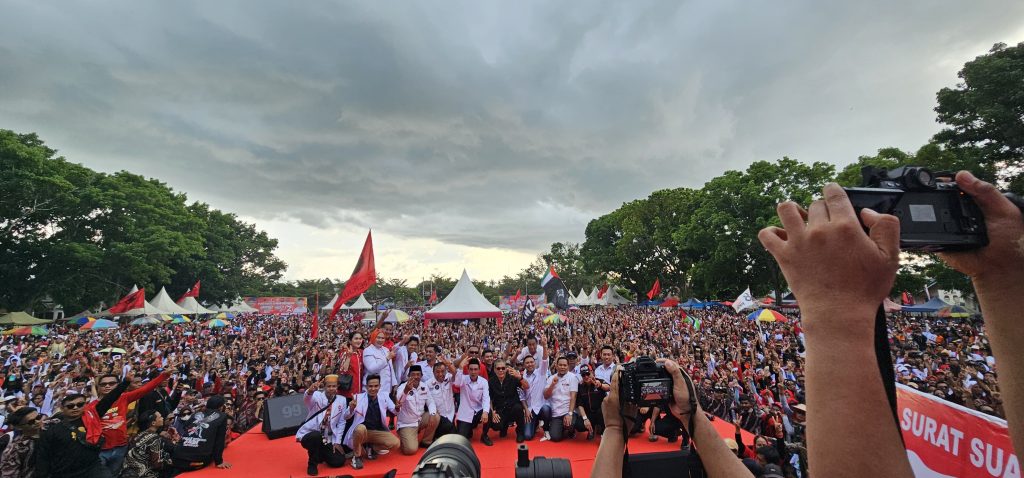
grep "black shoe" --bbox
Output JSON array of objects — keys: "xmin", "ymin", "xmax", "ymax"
[
  {"xmin": 307, "ymin": 462, "xmax": 318, "ymax": 476},
  {"xmin": 481, "ymin": 435, "xmax": 494, "ymax": 446},
  {"xmin": 516, "ymin": 433, "xmax": 525, "ymax": 443},
  {"xmin": 499, "ymin": 428, "xmax": 508, "ymax": 438},
  {"xmin": 668, "ymin": 435, "xmax": 678, "ymax": 443},
  {"xmin": 587, "ymin": 431, "xmax": 595, "ymax": 440}
]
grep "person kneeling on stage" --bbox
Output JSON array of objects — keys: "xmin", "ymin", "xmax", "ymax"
[
  {"xmin": 296, "ymin": 375, "xmax": 349, "ymax": 476},
  {"xmin": 572, "ymin": 365, "xmax": 607, "ymax": 440},
  {"xmin": 453, "ymin": 357, "xmax": 491, "ymax": 445},
  {"xmin": 396, "ymin": 366, "xmax": 439, "ymax": 455},
  {"xmin": 426, "ymin": 360, "xmax": 458, "ymax": 440},
  {"xmin": 543, "ymin": 356, "xmax": 579, "ymax": 442},
  {"xmin": 485, "ymin": 359, "xmax": 529, "ymax": 443},
  {"xmin": 343, "ymin": 374, "xmax": 400, "ymax": 470}
]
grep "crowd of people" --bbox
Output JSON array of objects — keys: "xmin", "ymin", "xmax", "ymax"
[{"xmin": 0, "ymin": 174, "xmax": 1019, "ymax": 478}]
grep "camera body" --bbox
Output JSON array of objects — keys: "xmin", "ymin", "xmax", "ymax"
[
  {"xmin": 844, "ymin": 166, "xmax": 987, "ymax": 251},
  {"xmin": 619, "ymin": 356, "xmax": 673, "ymax": 408}
]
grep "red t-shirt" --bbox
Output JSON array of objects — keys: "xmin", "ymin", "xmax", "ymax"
[{"xmin": 96, "ymin": 372, "xmax": 170, "ymax": 449}]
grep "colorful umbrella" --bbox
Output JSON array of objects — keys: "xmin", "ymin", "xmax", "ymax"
[
  {"xmin": 542, "ymin": 313, "xmax": 566, "ymax": 325},
  {"xmin": 2, "ymin": 326, "xmax": 48, "ymax": 336},
  {"xmin": 205, "ymin": 318, "xmax": 230, "ymax": 328},
  {"xmin": 384, "ymin": 310, "xmax": 411, "ymax": 323},
  {"xmin": 746, "ymin": 309, "xmax": 788, "ymax": 323},
  {"xmin": 98, "ymin": 347, "xmax": 127, "ymax": 354},
  {"xmin": 169, "ymin": 315, "xmax": 191, "ymax": 324},
  {"xmin": 157, "ymin": 314, "xmax": 176, "ymax": 322},
  {"xmin": 214, "ymin": 312, "xmax": 236, "ymax": 320},
  {"xmin": 130, "ymin": 317, "xmax": 162, "ymax": 326},
  {"xmin": 81, "ymin": 319, "xmax": 118, "ymax": 330},
  {"xmin": 936, "ymin": 305, "xmax": 972, "ymax": 318},
  {"xmin": 73, "ymin": 316, "xmax": 97, "ymax": 326}
]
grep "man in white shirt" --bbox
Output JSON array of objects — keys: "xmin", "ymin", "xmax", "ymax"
[
  {"xmin": 395, "ymin": 365, "xmax": 438, "ymax": 455},
  {"xmin": 516, "ymin": 336, "xmax": 544, "ymax": 365},
  {"xmin": 416, "ymin": 344, "xmax": 441, "ymax": 376},
  {"xmin": 394, "ymin": 336, "xmax": 419, "ymax": 384},
  {"xmin": 454, "ymin": 357, "xmax": 491, "ymax": 445},
  {"xmin": 426, "ymin": 360, "xmax": 457, "ymax": 440},
  {"xmin": 543, "ymin": 356, "xmax": 579, "ymax": 442},
  {"xmin": 362, "ymin": 333, "xmax": 396, "ymax": 393},
  {"xmin": 344, "ymin": 374, "xmax": 400, "ymax": 470},
  {"xmin": 594, "ymin": 345, "xmax": 617, "ymax": 384},
  {"xmin": 296, "ymin": 375, "xmax": 349, "ymax": 476},
  {"xmin": 521, "ymin": 354, "xmax": 550, "ymax": 440}
]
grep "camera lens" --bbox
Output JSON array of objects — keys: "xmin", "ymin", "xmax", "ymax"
[
  {"xmin": 916, "ymin": 169, "xmax": 934, "ymax": 188},
  {"xmin": 412, "ymin": 434, "xmax": 481, "ymax": 478}
]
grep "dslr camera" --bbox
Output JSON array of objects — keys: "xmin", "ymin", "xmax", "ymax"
[
  {"xmin": 619, "ymin": 356, "xmax": 673, "ymax": 408},
  {"xmin": 844, "ymin": 166, "xmax": 987, "ymax": 251}
]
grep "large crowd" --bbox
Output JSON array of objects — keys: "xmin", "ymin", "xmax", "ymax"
[{"xmin": 0, "ymin": 298, "xmax": 1004, "ymax": 478}]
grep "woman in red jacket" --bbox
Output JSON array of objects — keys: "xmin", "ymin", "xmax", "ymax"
[{"xmin": 337, "ymin": 331, "xmax": 364, "ymax": 398}]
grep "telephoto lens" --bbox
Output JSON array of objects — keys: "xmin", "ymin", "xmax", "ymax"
[
  {"xmin": 410, "ymin": 434, "xmax": 482, "ymax": 478},
  {"xmin": 514, "ymin": 444, "xmax": 573, "ymax": 478}
]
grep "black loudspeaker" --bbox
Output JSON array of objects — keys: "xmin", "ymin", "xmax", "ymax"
[
  {"xmin": 261, "ymin": 394, "xmax": 310, "ymax": 439},
  {"xmin": 628, "ymin": 449, "xmax": 705, "ymax": 478}
]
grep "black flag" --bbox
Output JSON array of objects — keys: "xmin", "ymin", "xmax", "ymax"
[
  {"xmin": 521, "ymin": 296, "xmax": 536, "ymax": 322},
  {"xmin": 540, "ymin": 266, "xmax": 570, "ymax": 311}
]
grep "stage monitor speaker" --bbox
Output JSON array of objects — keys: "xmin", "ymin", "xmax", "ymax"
[
  {"xmin": 261, "ymin": 394, "xmax": 309, "ymax": 439},
  {"xmin": 628, "ymin": 449, "xmax": 705, "ymax": 478}
]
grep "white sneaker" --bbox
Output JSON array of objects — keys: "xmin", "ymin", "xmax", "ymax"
[
  {"xmin": 377, "ymin": 449, "xmax": 390, "ymax": 455},
  {"xmin": 540, "ymin": 431, "xmax": 551, "ymax": 442}
]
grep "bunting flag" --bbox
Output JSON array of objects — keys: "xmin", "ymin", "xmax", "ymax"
[
  {"xmin": 109, "ymin": 288, "xmax": 146, "ymax": 314},
  {"xmin": 311, "ymin": 292, "xmax": 319, "ymax": 339},
  {"xmin": 328, "ymin": 230, "xmax": 377, "ymax": 321},
  {"xmin": 597, "ymin": 283, "xmax": 609, "ymax": 299},
  {"xmin": 540, "ymin": 266, "xmax": 570, "ymax": 310},
  {"xmin": 646, "ymin": 279, "xmax": 661, "ymax": 300},
  {"xmin": 178, "ymin": 280, "xmax": 201, "ymax": 302},
  {"xmin": 732, "ymin": 287, "xmax": 757, "ymax": 312},
  {"xmin": 428, "ymin": 289, "xmax": 437, "ymax": 305},
  {"xmin": 521, "ymin": 296, "xmax": 537, "ymax": 322}
]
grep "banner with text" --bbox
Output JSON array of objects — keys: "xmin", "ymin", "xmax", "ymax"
[
  {"xmin": 499, "ymin": 295, "xmax": 545, "ymax": 312},
  {"xmin": 243, "ymin": 297, "xmax": 308, "ymax": 315},
  {"xmin": 897, "ymin": 383, "xmax": 1018, "ymax": 478}
]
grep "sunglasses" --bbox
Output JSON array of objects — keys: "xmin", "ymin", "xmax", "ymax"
[
  {"xmin": 469, "ymin": 351, "xmax": 479, "ymax": 355},
  {"xmin": 64, "ymin": 402, "xmax": 87, "ymax": 410},
  {"xmin": 496, "ymin": 367, "xmax": 507, "ymax": 371},
  {"xmin": 99, "ymin": 381, "xmax": 118, "ymax": 387}
]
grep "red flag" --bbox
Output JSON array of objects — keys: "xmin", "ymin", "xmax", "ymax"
[
  {"xmin": 597, "ymin": 283, "xmax": 609, "ymax": 299},
  {"xmin": 428, "ymin": 289, "xmax": 437, "ymax": 304},
  {"xmin": 178, "ymin": 280, "xmax": 201, "ymax": 302},
  {"xmin": 512, "ymin": 289, "xmax": 522, "ymax": 304},
  {"xmin": 311, "ymin": 292, "xmax": 319, "ymax": 339},
  {"xmin": 109, "ymin": 288, "xmax": 146, "ymax": 314},
  {"xmin": 328, "ymin": 231, "xmax": 377, "ymax": 321},
  {"xmin": 646, "ymin": 279, "xmax": 661, "ymax": 300}
]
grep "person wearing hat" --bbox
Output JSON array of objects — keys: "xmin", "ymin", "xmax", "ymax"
[
  {"xmin": 169, "ymin": 394, "xmax": 231, "ymax": 473},
  {"xmin": 572, "ymin": 364, "xmax": 606, "ymax": 440},
  {"xmin": 395, "ymin": 365, "xmax": 438, "ymax": 455},
  {"xmin": 296, "ymin": 374, "xmax": 349, "ymax": 475}
]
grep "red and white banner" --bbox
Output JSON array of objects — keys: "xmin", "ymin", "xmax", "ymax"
[
  {"xmin": 242, "ymin": 297, "xmax": 308, "ymax": 315},
  {"xmin": 897, "ymin": 383, "xmax": 1018, "ymax": 477}
]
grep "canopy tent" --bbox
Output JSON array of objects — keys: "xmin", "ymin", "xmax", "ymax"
[
  {"xmin": 586, "ymin": 287, "xmax": 601, "ymax": 306},
  {"xmin": 98, "ymin": 299, "xmax": 171, "ymax": 317},
  {"xmin": 574, "ymin": 288, "xmax": 590, "ymax": 306},
  {"xmin": 0, "ymin": 312, "xmax": 53, "ymax": 325},
  {"xmin": 680, "ymin": 298, "xmax": 704, "ymax": 309},
  {"xmin": 150, "ymin": 287, "xmax": 194, "ymax": 315},
  {"xmin": 425, "ymin": 270, "xmax": 503, "ymax": 323},
  {"xmin": 599, "ymin": 287, "xmax": 632, "ymax": 306},
  {"xmin": 176, "ymin": 296, "xmax": 216, "ymax": 315},
  {"xmin": 659, "ymin": 297, "xmax": 680, "ymax": 308},
  {"xmin": 901, "ymin": 297, "xmax": 952, "ymax": 313},
  {"xmin": 232, "ymin": 300, "xmax": 259, "ymax": 313},
  {"xmin": 347, "ymin": 294, "xmax": 372, "ymax": 311},
  {"xmin": 639, "ymin": 300, "xmax": 662, "ymax": 306},
  {"xmin": 321, "ymin": 293, "xmax": 344, "ymax": 311}
]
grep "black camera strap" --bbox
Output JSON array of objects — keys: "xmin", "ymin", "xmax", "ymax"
[{"xmin": 873, "ymin": 304, "xmax": 904, "ymax": 444}]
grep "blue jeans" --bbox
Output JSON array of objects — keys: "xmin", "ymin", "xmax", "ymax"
[
  {"xmin": 523, "ymin": 405, "xmax": 551, "ymax": 440},
  {"xmin": 99, "ymin": 445, "xmax": 127, "ymax": 476}
]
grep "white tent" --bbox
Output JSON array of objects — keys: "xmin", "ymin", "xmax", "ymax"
[
  {"xmin": 321, "ymin": 293, "xmax": 341, "ymax": 311},
  {"xmin": 232, "ymin": 300, "xmax": 259, "ymax": 313},
  {"xmin": 572, "ymin": 288, "xmax": 588, "ymax": 306},
  {"xmin": 99, "ymin": 300, "xmax": 170, "ymax": 317},
  {"xmin": 586, "ymin": 287, "xmax": 601, "ymax": 305},
  {"xmin": 347, "ymin": 294, "xmax": 372, "ymax": 311},
  {"xmin": 177, "ymin": 296, "xmax": 216, "ymax": 315},
  {"xmin": 150, "ymin": 287, "xmax": 194, "ymax": 315},
  {"xmin": 598, "ymin": 287, "xmax": 633, "ymax": 306},
  {"xmin": 425, "ymin": 270, "xmax": 503, "ymax": 322}
]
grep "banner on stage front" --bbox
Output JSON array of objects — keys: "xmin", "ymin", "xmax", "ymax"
[
  {"xmin": 897, "ymin": 383, "xmax": 1018, "ymax": 477},
  {"xmin": 499, "ymin": 295, "xmax": 544, "ymax": 312},
  {"xmin": 243, "ymin": 297, "xmax": 308, "ymax": 315}
]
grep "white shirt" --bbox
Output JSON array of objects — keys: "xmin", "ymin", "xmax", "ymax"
[
  {"xmin": 362, "ymin": 345, "xmax": 394, "ymax": 391},
  {"xmin": 396, "ymin": 381, "xmax": 436, "ymax": 428},
  {"xmin": 425, "ymin": 372, "xmax": 456, "ymax": 421},
  {"xmin": 296, "ymin": 391, "xmax": 349, "ymax": 444},
  {"xmin": 594, "ymin": 363, "xmax": 616, "ymax": 384},
  {"xmin": 453, "ymin": 370, "xmax": 490, "ymax": 422},
  {"xmin": 516, "ymin": 345, "xmax": 544, "ymax": 364},
  {"xmin": 522, "ymin": 362, "xmax": 550, "ymax": 414},
  {"xmin": 546, "ymin": 372, "xmax": 579, "ymax": 417}
]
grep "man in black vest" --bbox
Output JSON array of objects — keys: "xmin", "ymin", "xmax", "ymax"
[{"xmin": 170, "ymin": 395, "xmax": 231, "ymax": 473}]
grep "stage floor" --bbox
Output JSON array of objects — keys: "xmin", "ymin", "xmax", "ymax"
[{"xmin": 191, "ymin": 419, "xmax": 750, "ymax": 478}]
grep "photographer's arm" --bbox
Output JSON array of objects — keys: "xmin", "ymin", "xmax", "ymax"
[
  {"xmin": 759, "ymin": 185, "xmax": 913, "ymax": 478},
  {"xmin": 938, "ymin": 171, "xmax": 1024, "ymax": 455}
]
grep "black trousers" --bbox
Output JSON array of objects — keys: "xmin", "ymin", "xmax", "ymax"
[
  {"xmin": 653, "ymin": 413, "xmax": 688, "ymax": 444},
  {"xmin": 572, "ymin": 408, "xmax": 605, "ymax": 436},
  {"xmin": 549, "ymin": 413, "xmax": 574, "ymax": 442},
  {"xmin": 456, "ymin": 411, "xmax": 483, "ymax": 439},
  {"xmin": 300, "ymin": 431, "xmax": 346, "ymax": 467},
  {"xmin": 433, "ymin": 416, "xmax": 456, "ymax": 440},
  {"xmin": 483, "ymin": 403, "xmax": 525, "ymax": 439}
]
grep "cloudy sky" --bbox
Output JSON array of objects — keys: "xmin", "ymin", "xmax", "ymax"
[{"xmin": 2, "ymin": 1, "xmax": 1022, "ymax": 283}]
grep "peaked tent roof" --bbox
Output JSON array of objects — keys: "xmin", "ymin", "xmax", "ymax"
[
  {"xmin": 232, "ymin": 300, "xmax": 259, "ymax": 313},
  {"xmin": 901, "ymin": 297, "xmax": 952, "ymax": 313},
  {"xmin": 680, "ymin": 298, "xmax": 704, "ymax": 308},
  {"xmin": 425, "ymin": 270, "xmax": 502, "ymax": 320},
  {"xmin": 151, "ymin": 287, "xmax": 194, "ymax": 315},
  {"xmin": 586, "ymin": 287, "xmax": 601, "ymax": 306},
  {"xmin": 177, "ymin": 296, "xmax": 216, "ymax": 315},
  {"xmin": 607, "ymin": 287, "xmax": 633, "ymax": 305},
  {"xmin": 99, "ymin": 299, "xmax": 170, "ymax": 317},
  {"xmin": 0, "ymin": 312, "xmax": 53, "ymax": 325},
  {"xmin": 321, "ymin": 293, "xmax": 340, "ymax": 311},
  {"xmin": 347, "ymin": 294, "xmax": 372, "ymax": 310},
  {"xmin": 574, "ymin": 288, "xmax": 589, "ymax": 306}
]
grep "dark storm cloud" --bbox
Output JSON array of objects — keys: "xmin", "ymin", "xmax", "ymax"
[{"xmin": 1, "ymin": 0, "xmax": 1022, "ymax": 251}]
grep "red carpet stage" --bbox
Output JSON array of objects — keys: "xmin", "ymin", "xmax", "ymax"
[{"xmin": 191, "ymin": 419, "xmax": 751, "ymax": 478}]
